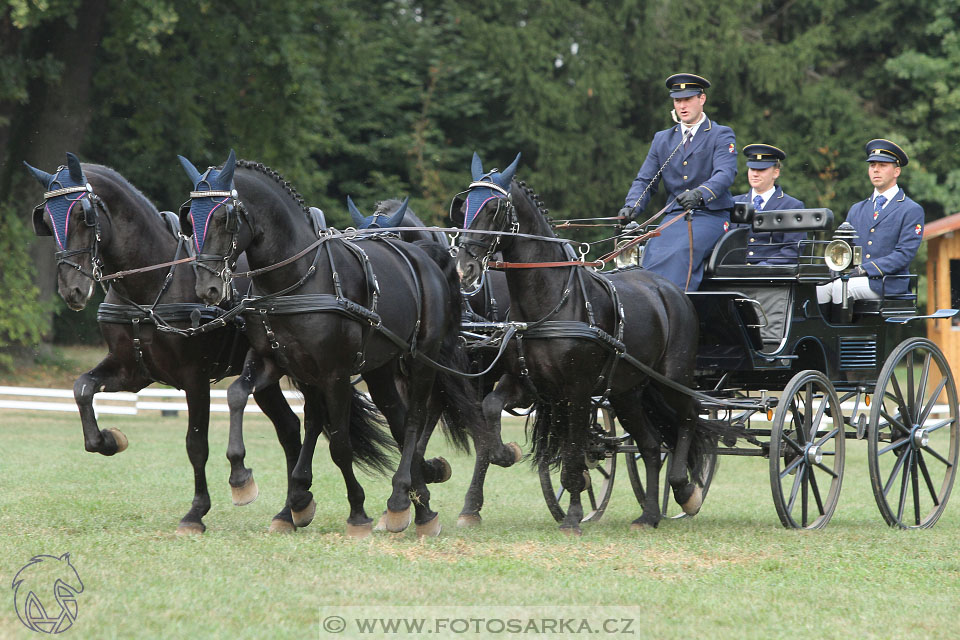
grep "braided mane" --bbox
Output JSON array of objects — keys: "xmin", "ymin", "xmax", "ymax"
[
  {"xmin": 512, "ymin": 178, "xmax": 552, "ymax": 223},
  {"xmin": 235, "ymin": 159, "xmax": 310, "ymax": 216}
]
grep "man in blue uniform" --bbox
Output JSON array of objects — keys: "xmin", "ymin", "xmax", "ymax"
[
  {"xmin": 619, "ymin": 73, "xmax": 737, "ymax": 291},
  {"xmin": 817, "ymin": 139, "xmax": 923, "ymax": 305},
  {"xmin": 733, "ymin": 144, "xmax": 805, "ymax": 265}
]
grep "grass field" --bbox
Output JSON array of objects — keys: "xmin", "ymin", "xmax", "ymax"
[{"xmin": 1, "ymin": 406, "xmax": 959, "ymax": 639}]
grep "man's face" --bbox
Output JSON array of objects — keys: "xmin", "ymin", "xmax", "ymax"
[
  {"xmin": 673, "ymin": 93, "xmax": 706, "ymax": 125},
  {"xmin": 869, "ymin": 161, "xmax": 900, "ymax": 193},
  {"xmin": 748, "ymin": 166, "xmax": 780, "ymax": 195}
]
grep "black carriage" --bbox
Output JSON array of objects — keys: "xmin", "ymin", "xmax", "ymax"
[{"xmin": 514, "ymin": 203, "xmax": 959, "ymax": 529}]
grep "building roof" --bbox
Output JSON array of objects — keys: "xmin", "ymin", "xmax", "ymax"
[{"xmin": 924, "ymin": 212, "xmax": 960, "ymax": 241}]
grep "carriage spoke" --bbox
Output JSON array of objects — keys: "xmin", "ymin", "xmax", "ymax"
[
  {"xmin": 783, "ymin": 434, "xmax": 804, "ymax": 455},
  {"xmin": 911, "ymin": 455, "xmax": 921, "ymax": 526},
  {"xmin": 889, "ymin": 374, "xmax": 910, "ymax": 425},
  {"xmin": 918, "ymin": 378, "xmax": 949, "ymax": 427},
  {"xmin": 803, "ymin": 385, "xmax": 814, "ymax": 433},
  {"xmin": 586, "ymin": 483, "xmax": 598, "ymax": 511},
  {"xmin": 906, "ymin": 352, "xmax": 915, "ymax": 422},
  {"xmin": 880, "ymin": 408, "xmax": 911, "ymax": 436},
  {"xmin": 790, "ymin": 404, "xmax": 806, "ymax": 444},
  {"xmin": 809, "ymin": 395, "xmax": 829, "ymax": 437},
  {"xmin": 815, "ymin": 427, "xmax": 839, "ymax": 449},
  {"xmin": 801, "ymin": 466, "xmax": 809, "ymax": 527},
  {"xmin": 808, "ymin": 465, "xmax": 825, "ymax": 516},
  {"xmin": 814, "ymin": 461, "xmax": 838, "ymax": 479},
  {"xmin": 921, "ymin": 444, "xmax": 954, "ymax": 468},
  {"xmin": 917, "ymin": 452, "xmax": 941, "ymax": 507},
  {"xmin": 779, "ymin": 454, "xmax": 804, "ymax": 480},
  {"xmin": 924, "ymin": 416, "xmax": 956, "ymax": 433},
  {"xmin": 878, "ymin": 436, "xmax": 910, "ymax": 457},
  {"xmin": 896, "ymin": 449, "xmax": 913, "ymax": 523},
  {"xmin": 595, "ymin": 465, "xmax": 611, "ymax": 480},
  {"xmin": 786, "ymin": 465, "xmax": 804, "ymax": 514},
  {"xmin": 883, "ymin": 449, "xmax": 909, "ymax": 497},
  {"xmin": 916, "ymin": 352, "xmax": 932, "ymax": 420}
]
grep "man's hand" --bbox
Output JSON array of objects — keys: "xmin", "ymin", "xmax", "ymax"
[
  {"xmin": 678, "ymin": 189, "xmax": 703, "ymax": 210},
  {"xmin": 622, "ymin": 220, "xmax": 640, "ymax": 234},
  {"xmin": 618, "ymin": 205, "xmax": 637, "ymax": 221},
  {"xmin": 851, "ymin": 266, "xmax": 867, "ymax": 277}
]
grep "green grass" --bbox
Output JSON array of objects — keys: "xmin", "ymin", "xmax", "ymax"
[{"xmin": 1, "ymin": 410, "xmax": 959, "ymax": 639}]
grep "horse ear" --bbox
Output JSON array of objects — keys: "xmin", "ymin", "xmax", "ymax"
[
  {"xmin": 499, "ymin": 152, "xmax": 521, "ymax": 186},
  {"xmin": 23, "ymin": 162, "xmax": 53, "ymax": 187},
  {"xmin": 178, "ymin": 155, "xmax": 203, "ymax": 185},
  {"xmin": 66, "ymin": 152, "xmax": 84, "ymax": 182},
  {"xmin": 218, "ymin": 149, "xmax": 237, "ymax": 186},
  {"xmin": 346, "ymin": 195, "xmax": 365, "ymax": 226},
  {"xmin": 471, "ymin": 152, "xmax": 484, "ymax": 180},
  {"xmin": 386, "ymin": 197, "xmax": 409, "ymax": 227}
]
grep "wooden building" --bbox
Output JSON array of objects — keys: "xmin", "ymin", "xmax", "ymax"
[{"xmin": 924, "ymin": 212, "xmax": 960, "ymax": 372}]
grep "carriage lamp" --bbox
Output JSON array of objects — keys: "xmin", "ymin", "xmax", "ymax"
[
  {"xmin": 615, "ymin": 231, "xmax": 642, "ymax": 269},
  {"xmin": 824, "ymin": 221, "xmax": 859, "ymax": 272}
]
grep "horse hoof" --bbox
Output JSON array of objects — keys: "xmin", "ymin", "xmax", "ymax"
[
  {"xmin": 231, "ymin": 476, "xmax": 259, "ymax": 506},
  {"xmin": 176, "ymin": 522, "xmax": 205, "ymax": 535},
  {"xmin": 107, "ymin": 428, "xmax": 128, "ymax": 453},
  {"xmin": 457, "ymin": 513, "xmax": 482, "ymax": 528},
  {"xmin": 681, "ymin": 485, "xmax": 703, "ymax": 516},
  {"xmin": 373, "ymin": 511, "xmax": 388, "ymax": 532},
  {"xmin": 291, "ymin": 499, "xmax": 316, "ymax": 527},
  {"xmin": 507, "ymin": 442, "xmax": 523, "ymax": 464},
  {"xmin": 559, "ymin": 525, "xmax": 582, "ymax": 537},
  {"xmin": 416, "ymin": 515, "xmax": 442, "ymax": 538},
  {"xmin": 383, "ymin": 508, "xmax": 412, "ymax": 533},
  {"xmin": 582, "ymin": 470, "xmax": 592, "ymax": 490},
  {"xmin": 630, "ymin": 521, "xmax": 651, "ymax": 531},
  {"xmin": 269, "ymin": 518, "xmax": 296, "ymax": 533},
  {"xmin": 346, "ymin": 522, "xmax": 373, "ymax": 539},
  {"xmin": 434, "ymin": 457, "xmax": 452, "ymax": 483}
]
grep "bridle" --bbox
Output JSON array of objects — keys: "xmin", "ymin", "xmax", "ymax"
[
  {"xmin": 453, "ymin": 177, "xmax": 518, "ymax": 276},
  {"xmin": 33, "ymin": 178, "xmax": 107, "ymax": 282},
  {"xmin": 179, "ymin": 171, "xmax": 247, "ymax": 287}
]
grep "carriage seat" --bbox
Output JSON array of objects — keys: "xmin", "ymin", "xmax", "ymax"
[
  {"xmin": 309, "ymin": 207, "xmax": 327, "ymax": 236},
  {"xmin": 705, "ymin": 207, "xmax": 834, "ymax": 278},
  {"xmin": 851, "ymin": 275, "xmax": 918, "ymax": 317}
]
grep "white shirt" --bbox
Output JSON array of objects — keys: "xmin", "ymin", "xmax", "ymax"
[
  {"xmin": 681, "ymin": 113, "xmax": 707, "ymax": 142},
  {"xmin": 750, "ymin": 186, "xmax": 777, "ymax": 210},
  {"xmin": 871, "ymin": 184, "xmax": 899, "ymax": 209}
]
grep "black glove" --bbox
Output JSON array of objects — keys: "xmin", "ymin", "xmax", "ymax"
[
  {"xmin": 618, "ymin": 205, "xmax": 637, "ymax": 221},
  {"xmin": 677, "ymin": 189, "xmax": 703, "ymax": 210}
]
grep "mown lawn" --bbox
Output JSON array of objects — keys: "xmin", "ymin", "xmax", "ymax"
[{"xmin": 1, "ymin": 408, "xmax": 958, "ymax": 639}]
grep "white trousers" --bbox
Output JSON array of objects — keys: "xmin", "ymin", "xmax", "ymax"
[{"xmin": 816, "ymin": 276, "xmax": 881, "ymax": 304}]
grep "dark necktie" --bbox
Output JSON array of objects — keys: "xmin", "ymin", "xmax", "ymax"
[
  {"xmin": 873, "ymin": 194, "xmax": 887, "ymax": 220},
  {"xmin": 684, "ymin": 131, "xmax": 692, "ymax": 149},
  {"xmin": 753, "ymin": 194, "xmax": 763, "ymax": 211}
]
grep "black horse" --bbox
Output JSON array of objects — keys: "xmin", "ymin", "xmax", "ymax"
[
  {"xmin": 349, "ymin": 197, "xmax": 524, "ymax": 526},
  {"xmin": 180, "ymin": 151, "xmax": 478, "ymax": 537},
  {"xmin": 24, "ymin": 153, "xmax": 304, "ymax": 534},
  {"xmin": 456, "ymin": 153, "xmax": 711, "ymax": 534}
]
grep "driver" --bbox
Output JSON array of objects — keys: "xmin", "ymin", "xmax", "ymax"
[
  {"xmin": 619, "ymin": 73, "xmax": 737, "ymax": 291},
  {"xmin": 817, "ymin": 139, "xmax": 923, "ymax": 307}
]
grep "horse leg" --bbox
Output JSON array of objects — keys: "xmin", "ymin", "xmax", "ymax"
[
  {"xmin": 613, "ymin": 397, "xmax": 663, "ymax": 529},
  {"xmin": 458, "ymin": 374, "xmax": 528, "ymax": 527},
  {"xmin": 414, "ymin": 393, "xmax": 452, "ymax": 485},
  {"xmin": 322, "ymin": 383, "xmax": 374, "ymax": 538},
  {"xmin": 557, "ymin": 403, "xmax": 591, "ymax": 536},
  {"xmin": 177, "ymin": 382, "xmax": 211, "ymax": 534},
  {"xmin": 74, "ymin": 354, "xmax": 147, "ymax": 455},
  {"xmin": 288, "ymin": 389, "xmax": 326, "ymax": 528},
  {"xmin": 224, "ymin": 352, "xmax": 274, "ymax": 506},
  {"xmin": 668, "ymin": 410, "xmax": 702, "ymax": 516}
]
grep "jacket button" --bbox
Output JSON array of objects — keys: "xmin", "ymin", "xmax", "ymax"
[
  {"xmin": 749, "ymin": 238, "xmax": 755, "ymax": 243},
  {"xmin": 683, "ymin": 175, "xmax": 688, "ymax": 180},
  {"xmin": 868, "ymin": 240, "xmax": 872, "ymax": 245},
  {"xmin": 865, "ymin": 254, "xmax": 871, "ymax": 258},
  {"xmin": 870, "ymin": 229, "xmax": 875, "ymax": 232},
  {"xmin": 748, "ymin": 251, "xmax": 754, "ymax": 256},
  {"xmin": 683, "ymin": 161, "xmax": 688, "ymax": 166}
]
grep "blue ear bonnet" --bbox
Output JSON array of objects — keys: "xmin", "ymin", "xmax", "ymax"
[
  {"xmin": 187, "ymin": 168, "xmax": 234, "ymax": 252},
  {"xmin": 42, "ymin": 165, "xmax": 89, "ymax": 250},
  {"xmin": 462, "ymin": 152, "xmax": 520, "ymax": 228}
]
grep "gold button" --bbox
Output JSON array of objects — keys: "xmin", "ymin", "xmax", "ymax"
[
  {"xmin": 870, "ymin": 229, "xmax": 875, "ymax": 233},
  {"xmin": 865, "ymin": 254, "xmax": 871, "ymax": 258},
  {"xmin": 748, "ymin": 251, "xmax": 754, "ymax": 256},
  {"xmin": 749, "ymin": 238, "xmax": 755, "ymax": 243},
  {"xmin": 683, "ymin": 175, "xmax": 688, "ymax": 180},
  {"xmin": 868, "ymin": 241, "xmax": 872, "ymax": 245},
  {"xmin": 683, "ymin": 161, "xmax": 688, "ymax": 166}
]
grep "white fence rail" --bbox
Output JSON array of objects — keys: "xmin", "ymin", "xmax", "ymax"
[{"xmin": 0, "ymin": 386, "xmax": 304, "ymax": 416}]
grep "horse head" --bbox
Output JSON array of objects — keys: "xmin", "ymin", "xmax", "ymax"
[
  {"xmin": 177, "ymin": 149, "xmax": 244, "ymax": 305},
  {"xmin": 24, "ymin": 153, "xmax": 106, "ymax": 310},
  {"xmin": 453, "ymin": 151, "xmax": 520, "ymax": 287},
  {"xmin": 347, "ymin": 195, "xmax": 409, "ymax": 230}
]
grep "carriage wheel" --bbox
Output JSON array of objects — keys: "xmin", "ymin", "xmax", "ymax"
[
  {"xmin": 868, "ymin": 338, "xmax": 959, "ymax": 529},
  {"xmin": 538, "ymin": 406, "xmax": 617, "ymax": 523},
  {"xmin": 624, "ymin": 448, "xmax": 718, "ymax": 519},
  {"xmin": 769, "ymin": 370, "xmax": 845, "ymax": 529}
]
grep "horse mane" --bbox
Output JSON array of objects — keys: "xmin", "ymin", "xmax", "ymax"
[
  {"xmin": 235, "ymin": 159, "xmax": 310, "ymax": 218},
  {"xmin": 85, "ymin": 164, "xmax": 159, "ymax": 214},
  {"xmin": 510, "ymin": 178, "xmax": 551, "ymax": 222}
]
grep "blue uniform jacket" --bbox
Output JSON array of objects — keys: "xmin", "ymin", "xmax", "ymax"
[
  {"xmin": 624, "ymin": 116, "xmax": 738, "ymax": 214},
  {"xmin": 846, "ymin": 188, "xmax": 923, "ymax": 295},
  {"xmin": 733, "ymin": 187, "xmax": 805, "ymax": 265}
]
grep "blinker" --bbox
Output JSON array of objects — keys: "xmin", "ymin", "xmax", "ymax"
[{"xmin": 32, "ymin": 203, "xmax": 52, "ymax": 236}]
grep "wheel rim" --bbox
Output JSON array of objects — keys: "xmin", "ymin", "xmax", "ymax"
[
  {"xmin": 868, "ymin": 339, "xmax": 959, "ymax": 528},
  {"xmin": 770, "ymin": 370, "xmax": 845, "ymax": 529},
  {"xmin": 537, "ymin": 407, "xmax": 618, "ymax": 523}
]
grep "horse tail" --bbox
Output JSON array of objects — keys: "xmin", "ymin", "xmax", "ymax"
[
  {"xmin": 528, "ymin": 401, "xmax": 563, "ymax": 469},
  {"xmin": 415, "ymin": 240, "xmax": 479, "ymax": 453},
  {"xmin": 291, "ymin": 380, "xmax": 396, "ymax": 476}
]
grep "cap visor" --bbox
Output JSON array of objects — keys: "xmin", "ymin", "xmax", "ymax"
[
  {"xmin": 865, "ymin": 153, "xmax": 897, "ymax": 163},
  {"xmin": 669, "ymin": 89, "xmax": 702, "ymax": 98},
  {"xmin": 746, "ymin": 160, "xmax": 777, "ymax": 169}
]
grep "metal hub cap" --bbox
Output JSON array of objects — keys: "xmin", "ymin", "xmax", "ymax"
[
  {"xmin": 911, "ymin": 426, "xmax": 929, "ymax": 448},
  {"xmin": 804, "ymin": 444, "xmax": 823, "ymax": 465}
]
